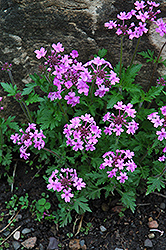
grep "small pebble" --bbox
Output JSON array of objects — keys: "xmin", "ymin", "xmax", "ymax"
[
  {"xmin": 144, "ymin": 239, "xmax": 153, "ymax": 248},
  {"xmin": 115, "ymin": 248, "xmax": 124, "ymax": 250},
  {"xmin": 15, "ymin": 214, "xmax": 22, "ymax": 222},
  {"xmin": 79, "ymin": 240, "xmax": 85, "ymax": 247},
  {"xmin": 21, "ymin": 237, "xmax": 37, "ymax": 249},
  {"xmin": 3, "ymin": 231, "xmax": 10, "ymax": 237},
  {"xmin": 148, "ymin": 220, "xmax": 159, "ymax": 229},
  {"xmin": 12, "ymin": 241, "xmax": 21, "ymax": 250},
  {"xmin": 148, "ymin": 233, "xmax": 155, "ymax": 239},
  {"xmin": 39, "ymin": 243, "xmax": 44, "ymax": 250},
  {"xmin": 100, "ymin": 225, "xmax": 107, "ymax": 232},
  {"xmin": 160, "ymin": 203, "xmax": 166, "ymax": 210},
  {"xmin": 22, "ymin": 228, "xmax": 31, "ymax": 235},
  {"xmin": 13, "ymin": 231, "xmax": 20, "ymax": 240}
]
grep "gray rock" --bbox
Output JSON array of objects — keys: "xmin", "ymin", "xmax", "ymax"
[
  {"xmin": 115, "ymin": 248, "xmax": 123, "ymax": 250},
  {"xmin": 144, "ymin": 239, "xmax": 153, "ymax": 248},
  {"xmin": 3, "ymin": 230, "xmax": 10, "ymax": 237},
  {"xmin": 79, "ymin": 239, "xmax": 85, "ymax": 247},
  {"xmin": 12, "ymin": 241, "xmax": 21, "ymax": 250},
  {"xmin": 160, "ymin": 202, "xmax": 166, "ymax": 210},
  {"xmin": 47, "ymin": 237, "xmax": 59, "ymax": 250},
  {"xmin": 22, "ymin": 228, "xmax": 31, "ymax": 235},
  {"xmin": 39, "ymin": 243, "xmax": 45, "ymax": 250},
  {"xmin": 15, "ymin": 214, "xmax": 22, "ymax": 222},
  {"xmin": 13, "ymin": 231, "xmax": 20, "ymax": 240},
  {"xmin": 100, "ymin": 225, "xmax": 107, "ymax": 232}
]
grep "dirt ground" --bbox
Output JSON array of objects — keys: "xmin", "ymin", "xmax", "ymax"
[{"xmin": 0, "ymin": 162, "xmax": 166, "ymax": 250}]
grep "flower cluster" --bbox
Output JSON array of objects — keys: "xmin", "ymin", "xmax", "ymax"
[
  {"xmin": 1, "ymin": 62, "xmax": 12, "ymax": 71},
  {"xmin": 148, "ymin": 106, "xmax": 166, "ymax": 161},
  {"xmin": 157, "ymin": 77, "xmax": 166, "ymax": 86},
  {"xmin": 35, "ymin": 43, "xmax": 91, "ymax": 107},
  {"xmin": 105, "ymin": 1, "xmax": 162, "ymax": 39},
  {"xmin": 84, "ymin": 57, "xmax": 119, "ymax": 97},
  {"xmin": 100, "ymin": 149, "xmax": 137, "ymax": 183},
  {"xmin": 63, "ymin": 114, "xmax": 102, "ymax": 151},
  {"xmin": 103, "ymin": 101, "xmax": 139, "ymax": 136},
  {"xmin": 34, "ymin": 43, "xmax": 119, "ymax": 106},
  {"xmin": 47, "ymin": 168, "xmax": 86, "ymax": 202},
  {"xmin": 0, "ymin": 97, "xmax": 3, "ymax": 110},
  {"xmin": 10, "ymin": 123, "xmax": 46, "ymax": 160}
]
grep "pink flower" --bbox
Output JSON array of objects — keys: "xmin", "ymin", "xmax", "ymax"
[
  {"xmin": 103, "ymin": 101, "xmax": 138, "ymax": 136},
  {"xmin": 64, "ymin": 114, "xmax": 101, "ymax": 151},
  {"xmin": 47, "ymin": 168, "xmax": 86, "ymax": 202},
  {"xmin": 61, "ymin": 188, "xmax": 74, "ymax": 202},
  {"xmin": 100, "ymin": 149, "xmax": 137, "ymax": 183},
  {"xmin": 34, "ymin": 47, "xmax": 47, "ymax": 59}
]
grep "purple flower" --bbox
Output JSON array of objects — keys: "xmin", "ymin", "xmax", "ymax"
[
  {"xmin": 103, "ymin": 101, "xmax": 139, "ymax": 136},
  {"xmin": 10, "ymin": 124, "xmax": 46, "ymax": 160},
  {"xmin": 105, "ymin": 0, "xmax": 161, "ymax": 39},
  {"xmin": 100, "ymin": 149, "xmax": 137, "ymax": 183},
  {"xmin": 63, "ymin": 114, "xmax": 101, "ymax": 151},
  {"xmin": 47, "ymin": 168, "xmax": 86, "ymax": 202},
  {"xmin": 34, "ymin": 47, "xmax": 47, "ymax": 59}
]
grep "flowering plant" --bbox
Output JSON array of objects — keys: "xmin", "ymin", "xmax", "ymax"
[{"xmin": 1, "ymin": 0, "xmax": 166, "ymax": 226}]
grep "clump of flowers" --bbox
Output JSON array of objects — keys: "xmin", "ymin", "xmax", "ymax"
[
  {"xmin": 103, "ymin": 101, "xmax": 139, "ymax": 136},
  {"xmin": 1, "ymin": 62, "xmax": 12, "ymax": 71},
  {"xmin": 63, "ymin": 114, "xmax": 102, "ymax": 151},
  {"xmin": 34, "ymin": 42, "xmax": 119, "ymax": 106},
  {"xmin": 35, "ymin": 43, "xmax": 91, "ymax": 107},
  {"xmin": 0, "ymin": 97, "xmax": 3, "ymax": 110},
  {"xmin": 157, "ymin": 77, "xmax": 166, "ymax": 86},
  {"xmin": 104, "ymin": 1, "xmax": 163, "ymax": 39},
  {"xmin": 148, "ymin": 106, "xmax": 166, "ymax": 161},
  {"xmin": 47, "ymin": 168, "xmax": 86, "ymax": 202},
  {"xmin": 10, "ymin": 123, "xmax": 46, "ymax": 160},
  {"xmin": 100, "ymin": 149, "xmax": 137, "ymax": 183},
  {"xmin": 84, "ymin": 56, "xmax": 119, "ymax": 97}
]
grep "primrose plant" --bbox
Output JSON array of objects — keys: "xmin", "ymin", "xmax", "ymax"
[{"xmin": 1, "ymin": 0, "xmax": 166, "ymax": 226}]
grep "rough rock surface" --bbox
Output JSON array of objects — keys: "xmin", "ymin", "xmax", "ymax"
[{"xmin": 0, "ymin": 0, "xmax": 166, "ymax": 120}]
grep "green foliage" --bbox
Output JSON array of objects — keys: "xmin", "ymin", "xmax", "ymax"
[
  {"xmin": 146, "ymin": 176, "xmax": 165, "ymax": 195},
  {"xmin": 138, "ymin": 49, "xmax": 162, "ymax": 64},
  {"xmin": 1, "ymin": 29, "xmax": 166, "ymax": 228}
]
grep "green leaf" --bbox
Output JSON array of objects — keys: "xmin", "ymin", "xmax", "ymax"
[
  {"xmin": 107, "ymin": 92, "xmax": 122, "ymax": 109},
  {"xmin": 146, "ymin": 177, "xmax": 165, "ymax": 195},
  {"xmin": 120, "ymin": 191, "xmax": 136, "ymax": 213},
  {"xmin": 25, "ymin": 93, "xmax": 44, "ymax": 105},
  {"xmin": 73, "ymin": 197, "xmax": 92, "ymax": 214},
  {"xmin": 22, "ymin": 82, "xmax": 37, "ymax": 95},
  {"xmin": 144, "ymin": 86, "xmax": 163, "ymax": 102},
  {"xmin": 1, "ymin": 82, "xmax": 17, "ymax": 96},
  {"xmin": 98, "ymin": 48, "xmax": 107, "ymax": 58},
  {"xmin": 45, "ymin": 202, "xmax": 51, "ymax": 210},
  {"xmin": 38, "ymin": 198, "xmax": 46, "ymax": 206}
]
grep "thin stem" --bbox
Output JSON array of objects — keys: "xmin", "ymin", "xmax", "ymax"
[
  {"xmin": 43, "ymin": 147, "xmax": 61, "ymax": 159},
  {"xmin": 22, "ymin": 102, "xmax": 33, "ymax": 123},
  {"xmin": 58, "ymin": 102, "xmax": 69, "ymax": 123},
  {"xmin": 19, "ymin": 102, "xmax": 31, "ymax": 121},
  {"xmin": 147, "ymin": 41, "xmax": 166, "ymax": 92},
  {"xmin": 129, "ymin": 37, "xmax": 141, "ymax": 68},
  {"xmin": 119, "ymin": 36, "xmax": 124, "ymax": 78},
  {"xmin": 8, "ymin": 70, "xmax": 15, "ymax": 86}
]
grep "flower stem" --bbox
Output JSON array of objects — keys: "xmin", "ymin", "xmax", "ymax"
[
  {"xmin": 129, "ymin": 37, "xmax": 141, "ymax": 68},
  {"xmin": 43, "ymin": 147, "xmax": 61, "ymax": 159},
  {"xmin": 119, "ymin": 36, "xmax": 124, "ymax": 78},
  {"xmin": 58, "ymin": 102, "xmax": 69, "ymax": 123}
]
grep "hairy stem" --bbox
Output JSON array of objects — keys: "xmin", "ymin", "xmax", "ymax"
[
  {"xmin": 129, "ymin": 37, "xmax": 141, "ymax": 68},
  {"xmin": 119, "ymin": 36, "xmax": 124, "ymax": 78}
]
